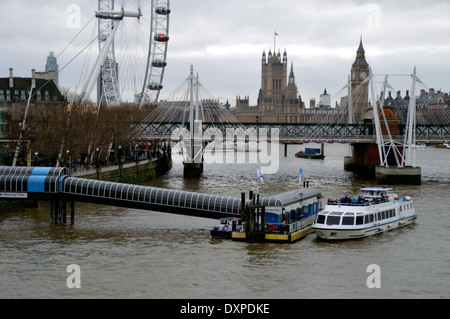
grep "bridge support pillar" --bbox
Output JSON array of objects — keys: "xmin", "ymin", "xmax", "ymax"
[
  {"xmin": 375, "ymin": 166, "xmax": 421, "ymax": 185},
  {"xmin": 183, "ymin": 162, "xmax": 203, "ymax": 178},
  {"xmin": 345, "ymin": 143, "xmax": 421, "ymax": 185}
]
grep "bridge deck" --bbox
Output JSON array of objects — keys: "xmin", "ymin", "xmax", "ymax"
[{"xmin": 138, "ymin": 122, "xmax": 450, "ymax": 144}]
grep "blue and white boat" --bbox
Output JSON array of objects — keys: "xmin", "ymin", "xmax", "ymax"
[
  {"xmin": 210, "ymin": 217, "xmax": 244, "ymax": 239},
  {"xmin": 312, "ymin": 187, "xmax": 417, "ymax": 241}
]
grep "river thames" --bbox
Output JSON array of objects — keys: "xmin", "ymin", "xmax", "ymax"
[{"xmin": 0, "ymin": 143, "xmax": 448, "ymax": 299}]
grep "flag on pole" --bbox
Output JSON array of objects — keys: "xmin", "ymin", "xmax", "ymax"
[
  {"xmin": 299, "ymin": 168, "xmax": 303, "ymax": 185},
  {"xmin": 257, "ymin": 168, "xmax": 264, "ymax": 182},
  {"xmin": 274, "ymin": 31, "xmax": 278, "ymax": 36}
]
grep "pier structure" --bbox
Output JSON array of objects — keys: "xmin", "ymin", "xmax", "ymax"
[
  {"xmin": 0, "ymin": 167, "xmax": 321, "ymax": 241},
  {"xmin": 0, "ymin": 167, "xmax": 74, "ymax": 224}
]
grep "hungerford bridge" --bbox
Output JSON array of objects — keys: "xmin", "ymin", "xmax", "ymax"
[
  {"xmin": 137, "ymin": 67, "xmax": 449, "ymax": 145},
  {"xmin": 138, "ymin": 121, "xmax": 450, "ymax": 144},
  {"xmin": 136, "ymin": 67, "xmax": 449, "ymax": 181}
]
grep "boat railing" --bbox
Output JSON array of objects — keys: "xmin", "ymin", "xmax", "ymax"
[
  {"xmin": 289, "ymin": 215, "xmax": 316, "ymax": 233},
  {"xmin": 327, "ymin": 198, "xmax": 390, "ymax": 207},
  {"xmin": 265, "ymin": 215, "xmax": 316, "ymax": 234}
]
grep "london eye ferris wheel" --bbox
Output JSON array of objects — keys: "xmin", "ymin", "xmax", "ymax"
[{"xmin": 82, "ymin": 0, "xmax": 171, "ymax": 108}]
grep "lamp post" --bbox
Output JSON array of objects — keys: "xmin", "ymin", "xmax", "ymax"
[
  {"xmin": 66, "ymin": 150, "xmax": 71, "ymax": 171},
  {"xmin": 95, "ymin": 147, "xmax": 101, "ymax": 179},
  {"xmin": 135, "ymin": 144, "xmax": 139, "ymax": 162},
  {"xmin": 95, "ymin": 147, "xmax": 101, "ymax": 168},
  {"xmin": 117, "ymin": 145, "xmax": 123, "ymax": 177},
  {"xmin": 34, "ymin": 152, "xmax": 38, "ymax": 167}
]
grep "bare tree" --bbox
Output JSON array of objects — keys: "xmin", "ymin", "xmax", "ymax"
[{"xmin": 5, "ymin": 89, "xmax": 151, "ymax": 168}]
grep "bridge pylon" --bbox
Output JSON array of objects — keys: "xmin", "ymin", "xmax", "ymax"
[
  {"xmin": 183, "ymin": 65, "xmax": 204, "ymax": 178},
  {"xmin": 344, "ymin": 68, "xmax": 422, "ymax": 185}
]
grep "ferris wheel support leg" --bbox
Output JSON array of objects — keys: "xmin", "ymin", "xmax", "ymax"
[{"xmin": 81, "ymin": 19, "xmax": 121, "ymax": 103}]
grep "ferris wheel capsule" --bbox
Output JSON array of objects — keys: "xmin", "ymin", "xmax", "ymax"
[
  {"xmin": 155, "ymin": 7, "xmax": 171, "ymax": 15},
  {"xmin": 152, "ymin": 60, "xmax": 167, "ymax": 68},
  {"xmin": 148, "ymin": 83, "xmax": 163, "ymax": 90},
  {"xmin": 154, "ymin": 34, "xmax": 169, "ymax": 42}
]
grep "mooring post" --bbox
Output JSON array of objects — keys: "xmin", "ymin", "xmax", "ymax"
[
  {"xmin": 53, "ymin": 200, "xmax": 59, "ymax": 224},
  {"xmin": 248, "ymin": 205, "xmax": 255, "ymax": 243},
  {"xmin": 260, "ymin": 206, "xmax": 266, "ymax": 235},
  {"xmin": 70, "ymin": 201, "xmax": 75, "ymax": 224},
  {"xmin": 284, "ymin": 143, "xmax": 288, "ymax": 157},
  {"xmin": 50, "ymin": 200, "xmax": 54, "ymax": 225},
  {"xmin": 58, "ymin": 200, "xmax": 64, "ymax": 225},
  {"xmin": 241, "ymin": 192, "xmax": 246, "ymax": 221},
  {"xmin": 62, "ymin": 200, "xmax": 67, "ymax": 224}
]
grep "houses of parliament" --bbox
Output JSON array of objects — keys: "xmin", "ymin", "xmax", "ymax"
[{"xmin": 233, "ymin": 39, "xmax": 370, "ymax": 124}]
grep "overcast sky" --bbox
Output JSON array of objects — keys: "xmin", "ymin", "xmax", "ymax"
[{"xmin": 1, "ymin": 0, "xmax": 449, "ymax": 107}]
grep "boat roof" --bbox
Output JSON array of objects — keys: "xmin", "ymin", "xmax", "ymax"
[
  {"xmin": 259, "ymin": 188, "xmax": 321, "ymax": 207},
  {"xmin": 360, "ymin": 187, "xmax": 393, "ymax": 192}
]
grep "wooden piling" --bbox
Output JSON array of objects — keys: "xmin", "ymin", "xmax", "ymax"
[{"xmin": 49, "ymin": 198, "xmax": 75, "ymax": 225}]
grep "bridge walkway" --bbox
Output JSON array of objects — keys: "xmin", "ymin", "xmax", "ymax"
[{"xmin": 0, "ymin": 167, "xmax": 316, "ymax": 223}]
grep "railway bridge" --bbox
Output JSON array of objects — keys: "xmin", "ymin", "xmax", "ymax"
[{"xmin": 138, "ymin": 122, "xmax": 450, "ymax": 144}]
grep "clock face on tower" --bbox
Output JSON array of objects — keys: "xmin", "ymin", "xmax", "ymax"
[{"xmin": 360, "ymin": 72, "xmax": 367, "ymax": 79}]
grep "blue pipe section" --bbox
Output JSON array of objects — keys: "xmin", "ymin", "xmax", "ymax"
[{"xmin": 0, "ymin": 167, "xmax": 70, "ymax": 194}]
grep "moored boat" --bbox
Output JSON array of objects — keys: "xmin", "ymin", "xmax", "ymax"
[
  {"xmin": 312, "ymin": 187, "xmax": 417, "ymax": 241},
  {"xmin": 210, "ymin": 217, "xmax": 243, "ymax": 239},
  {"xmin": 295, "ymin": 144, "xmax": 325, "ymax": 160}
]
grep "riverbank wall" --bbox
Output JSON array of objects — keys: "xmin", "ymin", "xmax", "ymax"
[{"xmin": 72, "ymin": 154, "xmax": 172, "ymax": 183}]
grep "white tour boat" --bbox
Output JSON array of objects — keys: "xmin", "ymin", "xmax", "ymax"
[{"xmin": 312, "ymin": 187, "xmax": 417, "ymax": 241}]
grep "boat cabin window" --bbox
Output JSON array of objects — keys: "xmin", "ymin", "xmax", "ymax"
[
  {"xmin": 364, "ymin": 214, "xmax": 374, "ymax": 224},
  {"xmin": 326, "ymin": 215, "xmax": 341, "ymax": 226},
  {"xmin": 356, "ymin": 213, "xmax": 364, "ymax": 225},
  {"xmin": 316, "ymin": 214, "xmax": 326, "ymax": 224},
  {"xmin": 326, "ymin": 212, "xmax": 342, "ymax": 226},
  {"xmin": 342, "ymin": 212, "xmax": 354, "ymax": 226}
]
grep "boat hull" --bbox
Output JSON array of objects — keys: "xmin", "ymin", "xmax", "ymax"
[
  {"xmin": 313, "ymin": 215, "xmax": 417, "ymax": 241},
  {"xmin": 210, "ymin": 230, "xmax": 232, "ymax": 239},
  {"xmin": 231, "ymin": 226, "xmax": 314, "ymax": 243},
  {"xmin": 295, "ymin": 152, "xmax": 325, "ymax": 160}
]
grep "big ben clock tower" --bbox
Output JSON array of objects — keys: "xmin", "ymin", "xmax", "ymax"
[{"xmin": 351, "ymin": 38, "xmax": 370, "ymax": 123}]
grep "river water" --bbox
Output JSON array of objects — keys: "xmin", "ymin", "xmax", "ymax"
[{"xmin": 0, "ymin": 143, "xmax": 449, "ymax": 299}]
